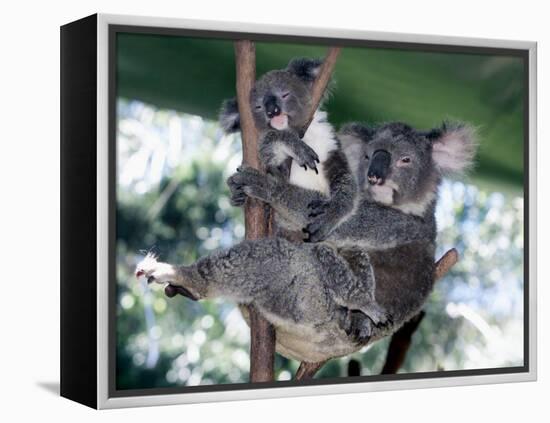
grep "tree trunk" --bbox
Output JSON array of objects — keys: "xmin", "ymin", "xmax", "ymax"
[{"xmin": 234, "ymin": 40, "xmax": 276, "ymax": 383}]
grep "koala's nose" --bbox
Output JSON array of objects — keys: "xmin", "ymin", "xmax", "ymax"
[
  {"xmin": 264, "ymin": 96, "xmax": 281, "ymax": 118},
  {"xmin": 367, "ymin": 174, "xmax": 382, "ymax": 185},
  {"xmin": 367, "ymin": 150, "xmax": 391, "ymax": 185},
  {"xmin": 266, "ymin": 105, "xmax": 281, "ymax": 118}
]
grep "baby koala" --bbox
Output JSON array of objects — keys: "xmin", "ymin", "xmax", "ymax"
[{"xmin": 220, "ymin": 57, "xmax": 356, "ymax": 242}]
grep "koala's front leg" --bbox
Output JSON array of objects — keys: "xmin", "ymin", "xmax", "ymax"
[
  {"xmin": 259, "ymin": 129, "xmax": 319, "ymax": 174},
  {"xmin": 227, "ymin": 165, "xmax": 276, "ymax": 206},
  {"xmin": 338, "ymin": 248, "xmax": 393, "ymax": 328},
  {"xmin": 305, "ymin": 150, "xmax": 357, "ymax": 243},
  {"xmin": 228, "ymin": 165, "xmax": 325, "ymax": 231}
]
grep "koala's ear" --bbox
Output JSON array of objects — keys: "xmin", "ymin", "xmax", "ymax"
[
  {"xmin": 286, "ymin": 57, "xmax": 323, "ymax": 83},
  {"xmin": 338, "ymin": 123, "xmax": 375, "ymax": 174},
  {"xmin": 338, "ymin": 122, "xmax": 375, "ymax": 144},
  {"xmin": 219, "ymin": 97, "xmax": 240, "ymax": 133},
  {"xmin": 429, "ymin": 121, "xmax": 477, "ymax": 175}
]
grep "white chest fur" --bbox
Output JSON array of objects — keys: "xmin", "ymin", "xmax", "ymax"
[{"xmin": 288, "ymin": 111, "xmax": 338, "ymax": 196}]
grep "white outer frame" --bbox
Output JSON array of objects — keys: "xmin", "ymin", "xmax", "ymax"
[{"xmin": 96, "ymin": 13, "xmax": 537, "ymax": 409}]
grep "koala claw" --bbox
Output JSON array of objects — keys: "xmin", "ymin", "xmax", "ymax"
[
  {"xmin": 304, "ymin": 215, "xmax": 334, "ymax": 243},
  {"xmin": 303, "ymin": 226, "xmax": 327, "ymax": 243},
  {"xmin": 302, "ymin": 164, "xmax": 308, "ymax": 171},
  {"xmin": 227, "ymin": 175, "xmax": 248, "ymax": 206},
  {"xmin": 230, "ymin": 191, "xmax": 247, "ymax": 206},
  {"xmin": 292, "ymin": 142, "xmax": 320, "ymax": 171},
  {"xmin": 307, "ymin": 199, "xmax": 330, "ymax": 218},
  {"xmin": 363, "ymin": 304, "xmax": 393, "ymax": 329},
  {"xmin": 164, "ymin": 284, "xmax": 179, "ymax": 297},
  {"xmin": 164, "ymin": 283, "xmax": 197, "ymax": 300},
  {"xmin": 228, "ymin": 166, "xmax": 273, "ymax": 204},
  {"xmin": 342, "ymin": 309, "xmax": 373, "ymax": 345},
  {"xmin": 135, "ymin": 254, "xmax": 179, "ymax": 287},
  {"xmin": 236, "ymin": 164, "xmax": 255, "ymax": 174},
  {"xmin": 350, "ymin": 327, "xmax": 371, "ymax": 345}
]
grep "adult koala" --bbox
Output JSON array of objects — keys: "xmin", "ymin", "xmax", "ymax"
[{"xmin": 136, "ymin": 121, "xmax": 476, "ymax": 363}]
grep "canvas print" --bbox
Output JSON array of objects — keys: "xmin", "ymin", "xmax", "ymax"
[{"xmin": 114, "ymin": 31, "xmax": 525, "ymax": 392}]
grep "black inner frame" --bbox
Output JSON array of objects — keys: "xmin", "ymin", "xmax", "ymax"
[{"xmin": 108, "ymin": 24, "xmax": 530, "ymax": 398}]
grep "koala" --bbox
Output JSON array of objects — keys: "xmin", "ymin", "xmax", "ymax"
[
  {"xmin": 136, "ymin": 121, "xmax": 476, "ymax": 363},
  {"xmin": 220, "ymin": 57, "xmax": 356, "ymax": 242}
]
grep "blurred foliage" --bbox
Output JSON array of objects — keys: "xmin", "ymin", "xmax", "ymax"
[
  {"xmin": 116, "ymin": 99, "xmax": 524, "ymax": 390},
  {"xmin": 117, "ymin": 33, "xmax": 525, "ymax": 189}
]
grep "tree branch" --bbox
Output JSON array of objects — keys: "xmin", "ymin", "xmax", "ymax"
[
  {"xmin": 380, "ymin": 248, "xmax": 459, "ymax": 374},
  {"xmin": 299, "ymin": 48, "xmax": 341, "ymax": 138},
  {"xmin": 295, "ymin": 361, "xmax": 327, "ymax": 380},
  {"xmin": 234, "ymin": 40, "xmax": 276, "ymax": 383},
  {"xmin": 380, "ymin": 311, "xmax": 426, "ymax": 374},
  {"xmin": 434, "ymin": 248, "xmax": 459, "ymax": 281}
]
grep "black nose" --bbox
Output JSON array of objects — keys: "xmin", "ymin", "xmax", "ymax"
[
  {"xmin": 264, "ymin": 96, "xmax": 281, "ymax": 118},
  {"xmin": 367, "ymin": 150, "xmax": 391, "ymax": 185}
]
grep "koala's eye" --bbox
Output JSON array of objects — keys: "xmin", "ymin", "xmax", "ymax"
[
  {"xmin": 399, "ymin": 156, "xmax": 412, "ymax": 165},
  {"xmin": 281, "ymin": 92, "xmax": 290, "ymax": 99},
  {"xmin": 365, "ymin": 154, "xmax": 370, "ymax": 160},
  {"xmin": 255, "ymin": 105, "xmax": 262, "ymax": 110}
]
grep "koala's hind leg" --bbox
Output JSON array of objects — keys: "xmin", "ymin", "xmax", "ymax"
[
  {"xmin": 136, "ymin": 238, "xmax": 298, "ymax": 306},
  {"xmin": 338, "ymin": 248, "xmax": 392, "ymax": 327},
  {"xmin": 314, "ymin": 245, "xmax": 392, "ymax": 334}
]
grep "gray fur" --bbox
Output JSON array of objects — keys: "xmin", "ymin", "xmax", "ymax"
[
  {"xmin": 137, "ymin": 120, "xmax": 476, "ymax": 363},
  {"xmin": 220, "ymin": 58, "xmax": 356, "ymax": 240}
]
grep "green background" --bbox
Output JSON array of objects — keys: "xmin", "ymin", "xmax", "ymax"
[{"xmin": 117, "ymin": 32, "xmax": 525, "ymax": 190}]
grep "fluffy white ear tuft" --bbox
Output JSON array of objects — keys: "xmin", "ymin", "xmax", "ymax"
[
  {"xmin": 218, "ymin": 98, "xmax": 241, "ymax": 134},
  {"xmin": 431, "ymin": 122, "xmax": 477, "ymax": 176},
  {"xmin": 338, "ymin": 123, "xmax": 374, "ymax": 176}
]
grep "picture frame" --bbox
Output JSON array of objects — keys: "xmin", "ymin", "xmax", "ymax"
[{"xmin": 60, "ymin": 13, "xmax": 537, "ymax": 409}]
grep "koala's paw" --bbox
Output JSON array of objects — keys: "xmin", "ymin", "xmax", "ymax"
[
  {"xmin": 340, "ymin": 309, "xmax": 374, "ymax": 345},
  {"xmin": 135, "ymin": 253, "xmax": 177, "ymax": 285},
  {"xmin": 164, "ymin": 284, "xmax": 193, "ymax": 299},
  {"xmin": 303, "ymin": 221, "xmax": 330, "ymax": 243},
  {"xmin": 230, "ymin": 188, "xmax": 248, "ymax": 206},
  {"xmin": 307, "ymin": 199, "xmax": 330, "ymax": 218},
  {"xmin": 362, "ymin": 304, "xmax": 393, "ymax": 329},
  {"xmin": 292, "ymin": 141, "xmax": 320, "ymax": 172},
  {"xmin": 304, "ymin": 217, "xmax": 335, "ymax": 244},
  {"xmin": 303, "ymin": 199, "xmax": 337, "ymax": 242},
  {"xmin": 227, "ymin": 174, "xmax": 248, "ymax": 206},
  {"xmin": 227, "ymin": 166, "xmax": 270, "ymax": 204}
]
